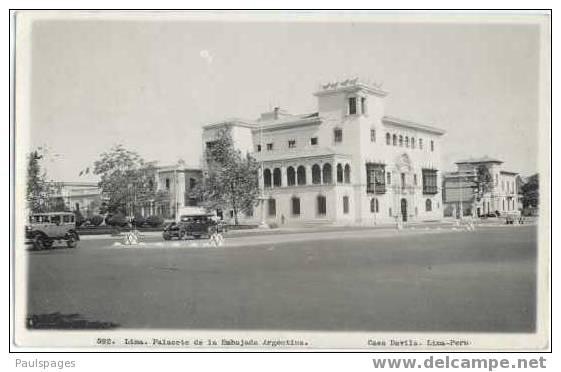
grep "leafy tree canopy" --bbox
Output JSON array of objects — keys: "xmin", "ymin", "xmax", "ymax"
[
  {"xmin": 26, "ymin": 149, "xmax": 53, "ymax": 213},
  {"xmin": 196, "ymin": 129, "xmax": 260, "ymax": 224},
  {"xmin": 521, "ymin": 173, "xmax": 539, "ymax": 208},
  {"xmin": 92, "ymin": 145, "xmax": 157, "ymax": 214}
]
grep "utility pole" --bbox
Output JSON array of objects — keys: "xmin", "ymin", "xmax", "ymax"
[{"xmin": 259, "ymin": 121, "xmax": 267, "ymax": 227}]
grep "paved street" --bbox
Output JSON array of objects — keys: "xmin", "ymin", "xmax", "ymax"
[{"xmin": 26, "ymin": 224, "xmax": 537, "ymax": 332}]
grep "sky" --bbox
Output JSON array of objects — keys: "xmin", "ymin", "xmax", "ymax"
[{"xmin": 28, "ymin": 15, "xmax": 542, "ymax": 182}]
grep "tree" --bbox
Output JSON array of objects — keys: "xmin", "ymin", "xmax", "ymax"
[
  {"xmin": 474, "ymin": 165, "xmax": 494, "ymax": 201},
  {"xmin": 197, "ymin": 129, "xmax": 260, "ymax": 225},
  {"xmin": 521, "ymin": 173, "xmax": 539, "ymax": 209},
  {"xmin": 26, "ymin": 149, "xmax": 53, "ymax": 213},
  {"xmin": 92, "ymin": 145, "xmax": 157, "ymax": 215}
]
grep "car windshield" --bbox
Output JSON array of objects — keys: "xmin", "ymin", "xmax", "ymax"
[
  {"xmin": 180, "ymin": 215, "xmax": 210, "ymax": 223},
  {"xmin": 29, "ymin": 215, "xmax": 49, "ymax": 223}
]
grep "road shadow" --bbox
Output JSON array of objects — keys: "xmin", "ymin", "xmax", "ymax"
[{"xmin": 26, "ymin": 312, "xmax": 119, "ymax": 329}]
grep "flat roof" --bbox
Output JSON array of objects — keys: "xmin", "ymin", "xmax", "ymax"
[
  {"xmin": 455, "ymin": 156, "xmax": 503, "ymax": 164},
  {"xmin": 203, "ymin": 118, "xmax": 256, "ymax": 129},
  {"xmin": 254, "ymin": 147, "xmax": 351, "ymax": 162},
  {"xmin": 382, "ymin": 115, "xmax": 446, "ymax": 135}
]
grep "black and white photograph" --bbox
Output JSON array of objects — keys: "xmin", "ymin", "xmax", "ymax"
[{"xmin": 11, "ymin": 10, "xmax": 551, "ymax": 350}]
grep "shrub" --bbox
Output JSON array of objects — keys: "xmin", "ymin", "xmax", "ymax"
[
  {"xmin": 145, "ymin": 215, "xmax": 164, "ymax": 227},
  {"xmin": 268, "ymin": 222, "xmax": 279, "ymax": 229},
  {"xmin": 90, "ymin": 214, "xmax": 104, "ymax": 226},
  {"xmin": 74, "ymin": 210, "xmax": 85, "ymax": 227},
  {"xmin": 133, "ymin": 214, "xmax": 146, "ymax": 227},
  {"xmin": 106, "ymin": 213, "xmax": 128, "ymax": 227}
]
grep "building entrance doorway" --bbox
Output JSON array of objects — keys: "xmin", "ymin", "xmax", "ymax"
[{"xmin": 401, "ymin": 198, "xmax": 408, "ymax": 222}]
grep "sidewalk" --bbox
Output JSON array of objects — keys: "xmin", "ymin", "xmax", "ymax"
[{"xmin": 80, "ymin": 220, "xmax": 453, "ymax": 240}]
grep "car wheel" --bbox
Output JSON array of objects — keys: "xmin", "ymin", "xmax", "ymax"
[
  {"xmin": 42, "ymin": 240, "xmax": 53, "ymax": 249},
  {"xmin": 33, "ymin": 235, "xmax": 45, "ymax": 250},
  {"xmin": 163, "ymin": 234, "xmax": 171, "ymax": 241},
  {"xmin": 66, "ymin": 234, "xmax": 78, "ymax": 248}
]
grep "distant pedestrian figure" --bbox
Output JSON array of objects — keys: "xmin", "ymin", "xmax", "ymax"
[
  {"xmin": 396, "ymin": 216, "xmax": 403, "ymax": 231},
  {"xmin": 281, "ymin": 214, "xmax": 285, "ymax": 225}
]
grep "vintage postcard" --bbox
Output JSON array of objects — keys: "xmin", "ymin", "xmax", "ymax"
[{"xmin": 11, "ymin": 10, "xmax": 551, "ymax": 350}]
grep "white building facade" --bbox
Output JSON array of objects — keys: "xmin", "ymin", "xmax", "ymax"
[
  {"xmin": 202, "ymin": 78, "xmax": 446, "ymax": 226},
  {"xmin": 443, "ymin": 156, "xmax": 521, "ymax": 217}
]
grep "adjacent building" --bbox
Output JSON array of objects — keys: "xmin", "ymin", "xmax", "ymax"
[
  {"xmin": 50, "ymin": 182, "xmax": 103, "ymax": 217},
  {"xmin": 442, "ymin": 156, "xmax": 521, "ymax": 217},
  {"xmin": 150, "ymin": 163, "xmax": 202, "ymax": 218},
  {"xmin": 202, "ymin": 78, "xmax": 446, "ymax": 226},
  {"xmin": 51, "ymin": 164, "xmax": 202, "ymax": 220}
]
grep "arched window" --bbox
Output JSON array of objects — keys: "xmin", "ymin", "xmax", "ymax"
[
  {"xmin": 386, "ymin": 133, "xmax": 391, "ymax": 145},
  {"xmin": 273, "ymin": 168, "xmax": 282, "ymax": 187},
  {"xmin": 392, "ymin": 134, "xmax": 397, "ymax": 146},
  {"xmin": 291, "ymin": 196, "xmax": 301, "ymax": 216},
  {"xmin": 343, "ymin": 196, "xmax": 349, "ymax": 214},
  {"xmin": 344, "ymin": 164, "xmax": 351, "ymax": 184},
  {"xmin": 337, "ymin": 163, "xmax": 343, "ymax": 183},
  {"xmin": 425, "ymin": 199, "xmax": 432, "ymax": 212},
  {"xmin": 399, "ymin": 135, "xmax": 403, "ymax": 147},
  {"xmin": 287, "ymin": 166, "xmax": 296, "ymax": 186},
  {"xmin": 317, "ymin": 195, "xmax": 327, "ymax": 216},
  {"xmin": 411, "ymin": 137, "xmax": 416, "ymax": 149},
  {"xmin": 405, "ymin": 136, "xmax": 409, "ymax": 148},
  {"xmin": 297, "ymin": 165, "xmax": 307, "ymax": 185},
  {"xmin": 268, "ymin": 198, "xmax": 276, "ymax": 217},
  {"xmin": 264, "ymin": 169, "xmax": 272, "ymax": 188},
  {"xmin": 322, "ymin": 163, "xmax": 332, "ymax": 184},
  {"xmin": 387, "ymin": 172, "xmax": 392, "ymax": 185},
  {"xmin": 370, "ymin": 198, "xmax": 379, "ymax": 213},
  {"xmin": 312, "ymin": 164, "xmax": 321, "ymax": 184}
]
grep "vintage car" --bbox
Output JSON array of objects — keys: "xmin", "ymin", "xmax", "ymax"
[
  {"xmin": 25, "ymin": 212, "xmax": 80, "ymax": 250},
  {"xmin": 162, "ymin": 214, "xmax": 226, "ymax": 240}
]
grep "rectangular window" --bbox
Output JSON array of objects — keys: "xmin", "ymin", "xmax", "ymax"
[
  {"xmin": 292, "ymin": 197, "xmax": 301, "ymax": 216},
  {"xmin": 268, "ymin": 198, "xmax": 276, "ymax": 217},
  {"xmin": 288, "ymin": 140, "xmax": 296, "ymax": 149},
  {"xmin": 257, "ymin": 144, "xmax": 261, "ymax": 152},
  {"xmin": 422, "ymin": 169, "xmax": 438, "ymax": 194},
  {"xmin": 361, "ymin": 97, "xmax": 367, "ymax": 114},
  {"xmin": 266, "ymin": 143, "xmax": 273, "ymax": 151},
  {"xmin": 431, "ymin": 140, "xmax": 435, "ymax": 152},
  {"xmin": 419, "ymin": 139, "xmax": 424, "ymax": 150},
  {"xmin": 387, "ymin": 172, "xmax": 392, "ymax": 185},
  {"xmin": 310, "ymin": 137, "xmax": 318, "ymax": 145},
  {"xmin": 366, "ymin": 163, "xmax": 386, "ymax": 194},
  {"xmin": 370, "ymin": 129, "xmax": 376, "ymax": 142},
  {"xmin": 165, "ymin": 178, "xmax": 170, "ymax": 190},
  {"xmin": 317, "ymin": 196, "xmax": 327, "ymax": 216},
  {"xmin": 334, "ymin": 128, "xmax": 343, "ymax": 143},
  {"xmin": 348, "ymin": 97, "xmax": 357, "ymax": 115}
]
